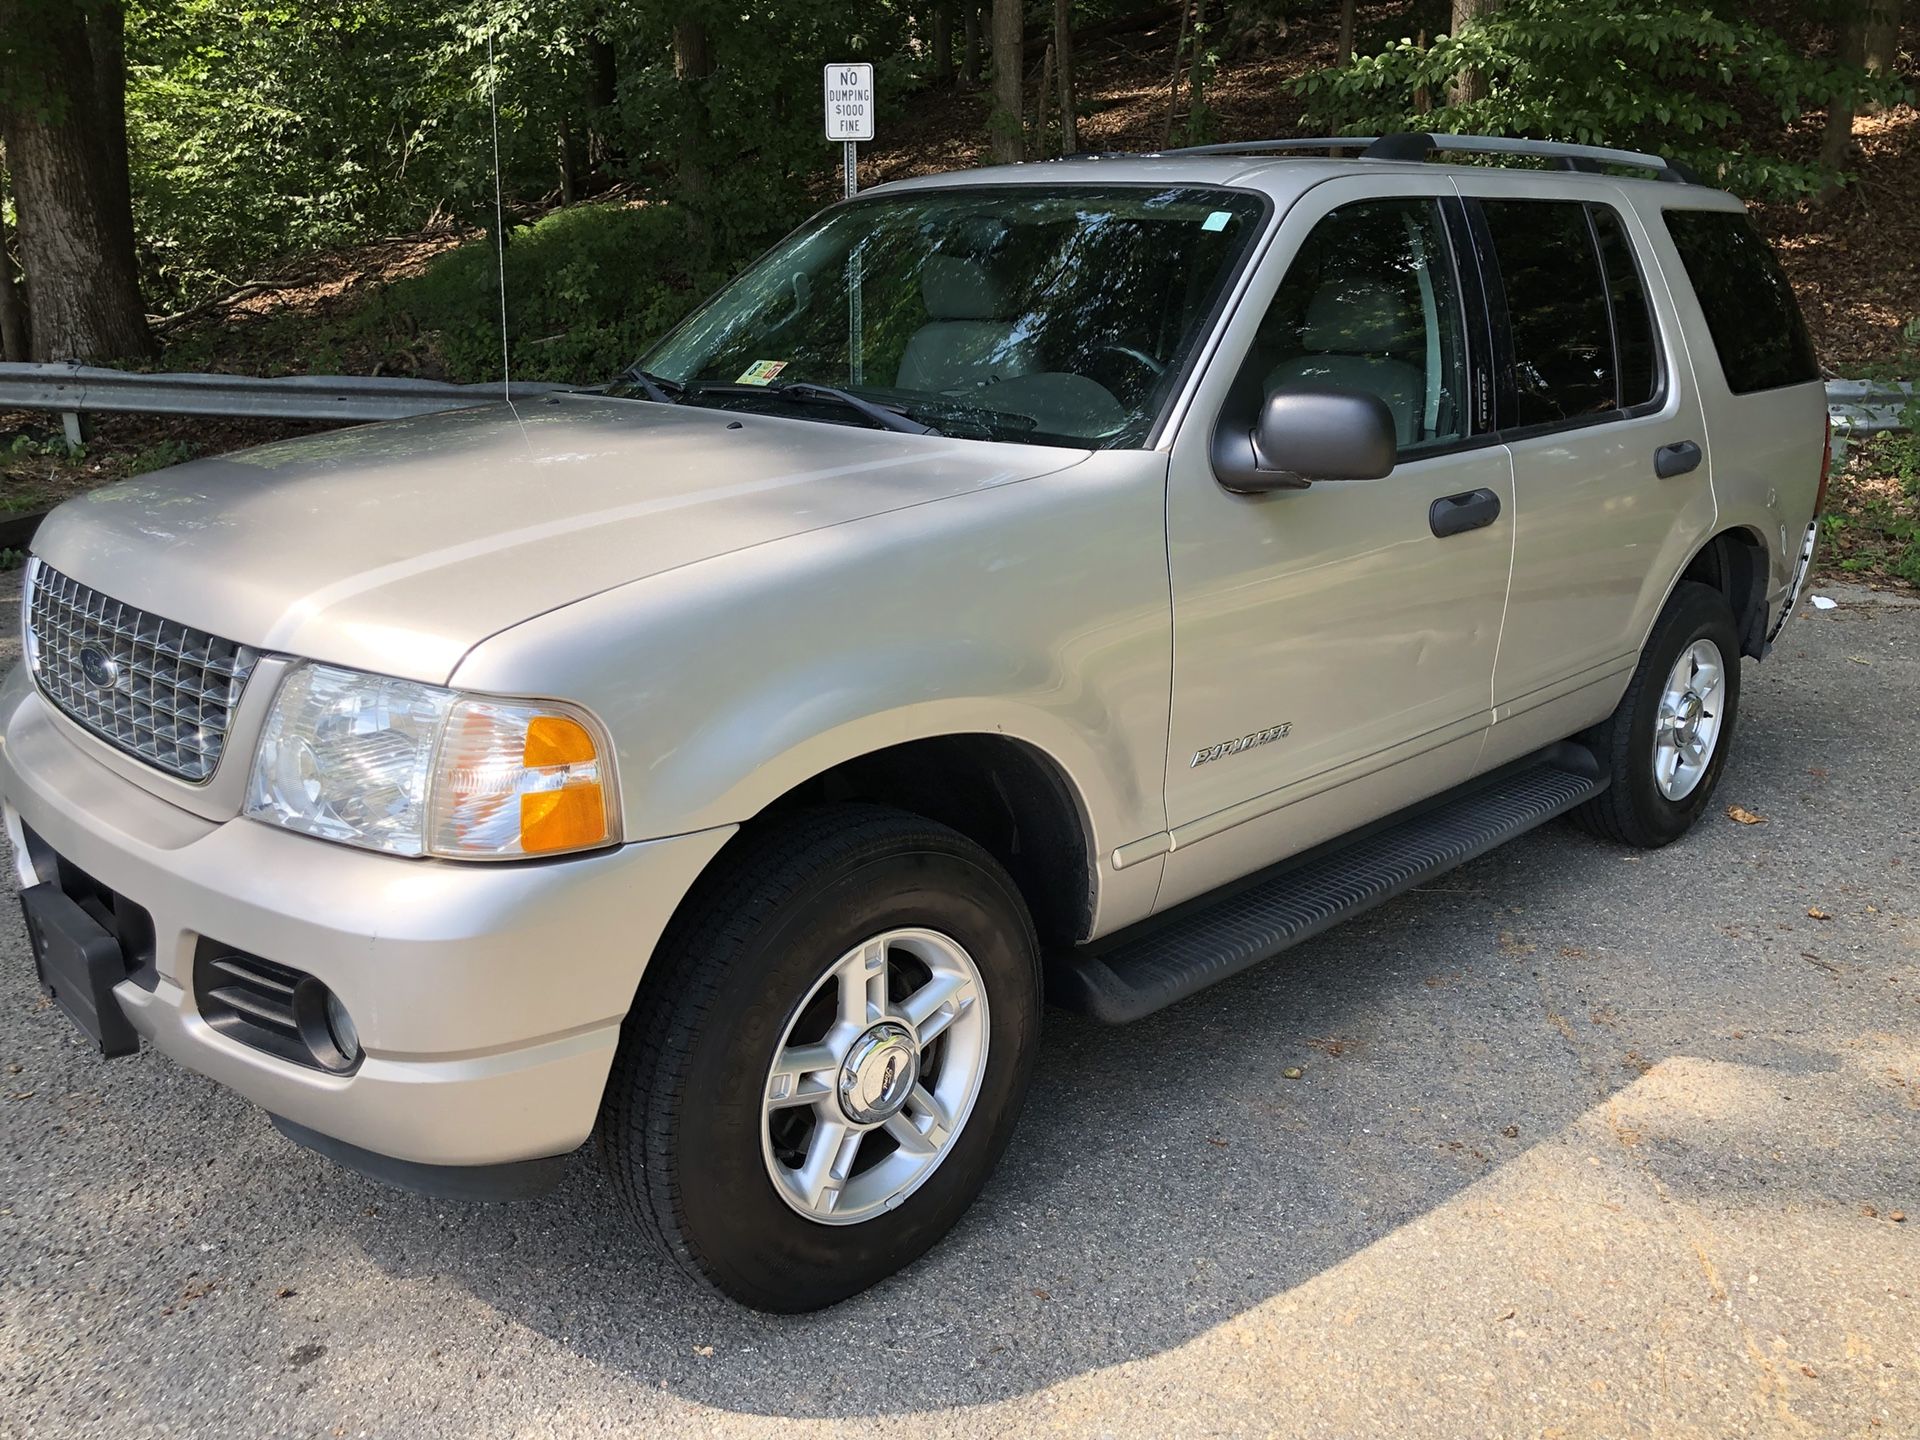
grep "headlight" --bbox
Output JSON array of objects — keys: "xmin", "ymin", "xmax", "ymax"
[{"xmin": 245, "ymin": 662, "xmax": 617, "ymax": 859}]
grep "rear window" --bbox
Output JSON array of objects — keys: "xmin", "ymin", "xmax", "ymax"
[{"xmin": 1663, "ymin": 210, "xmax": 1818, "ymax": 395}]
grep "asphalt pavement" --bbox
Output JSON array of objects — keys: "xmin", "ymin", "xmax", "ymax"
[{"xmin": 1, "ymin": 581, "xmax": 1916, "ymax": 1440}]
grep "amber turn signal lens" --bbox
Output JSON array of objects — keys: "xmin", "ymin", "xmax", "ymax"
[
  {"xmin": 428, "ymin": 699, "xmax": 618, "ymax": 858},
  {"xmin": 524, "ymin": 714, "xmax": 598, "ymax": 768},
  {"xmin": 520, "ymin": 784, "xmax": 608, "ymax": 854}
]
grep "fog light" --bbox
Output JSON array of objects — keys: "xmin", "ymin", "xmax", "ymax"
[{"xmin": 323, "ymin": 990, "xmax": 361, "ymax": 1066}]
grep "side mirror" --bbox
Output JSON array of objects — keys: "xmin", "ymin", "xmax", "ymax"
[{"xmin": 1211, "ymin": 387, "xmax": 1398, "ymax": 493}]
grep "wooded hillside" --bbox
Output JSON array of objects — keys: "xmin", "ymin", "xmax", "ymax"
[{"xmin": 0, "ymin": 0, "xmax": 1914, "ymax": 377}]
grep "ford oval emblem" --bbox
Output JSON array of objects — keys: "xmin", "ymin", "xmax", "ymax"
[{"xmin": 78, "ymin": 645, "xmax": 119, "ymax": 690}]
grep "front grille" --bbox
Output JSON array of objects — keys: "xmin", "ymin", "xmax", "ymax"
[{"xmin": 25, "ymin": 559, "xmax": 257, "ymax": 782}]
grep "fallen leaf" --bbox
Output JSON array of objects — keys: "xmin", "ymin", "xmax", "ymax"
[
  {"xmin": 1281, "ymin": 1066, "xmax": 1304, "ymax": 1080},
  {"xmin": 1502, "ymin": 1124, "xmax": 1519, "ymax": 1139},
  {"xmin": 275, "ymin": 1287, "xmax": 297, "ymax": 1300},
  {"xmin": 1205, "ymin": 1136, "xmax": 1228, "ymax": 1147},
  {"xmin": 1892, "ymin": 1211, "xmax": 1907, "ymax": 1223},
  {"xmin": 1497, "ymin": 1309, "xmax": 1516, "ymax": 1321},
  {"xmin": 1726, "ymin": 805, "xmax": 1767, "ymax": 825},
  {"xmin": 1847, "ymin": 655, "xmax": 1873, "ymax": 665},
  {"xmin": 693, "ymin": 1345, "xmax": 714, "ymax": 1358},
  {"xmin": 1808, "ymin": 907, "xmax": 1833, "ymax": 920},
  {"xmin": 1863, "ymin": 1204, "xmax": 1880, "ymax": 1218},
  {"xmin": 1801, "ymin": 1364, "xmax": 1820, "ymax": 1379},
  {"xmin": 1031, "ymin": 1288, "xmax": 1051, "ymax": 1300}
]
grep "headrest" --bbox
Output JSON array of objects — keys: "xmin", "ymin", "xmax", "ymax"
[
  {"xmin": 1300, "ymin": 279, "xmax": 1417, "ymax": 354},
  {"xmin": 920, "ymin": 255, "xmax": 1010, "ymax": 321}
]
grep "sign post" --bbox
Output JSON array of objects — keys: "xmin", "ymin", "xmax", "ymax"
[
  {"xmin": 823, "ymin": 62, "xmax": 875, "ymax": 195},
  {"xmin": 824, "ymin": 63, "xmax": 875, "ymax": 382}
]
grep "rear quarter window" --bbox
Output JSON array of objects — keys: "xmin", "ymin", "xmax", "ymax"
[{"xmin": 1662, "ymin": 210, "xmax": 1818, "ymax": 395}]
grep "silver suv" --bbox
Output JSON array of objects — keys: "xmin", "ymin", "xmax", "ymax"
[{"xmin": 4, "ymin": 134, "xmax": 1828, "ymax": 1311}]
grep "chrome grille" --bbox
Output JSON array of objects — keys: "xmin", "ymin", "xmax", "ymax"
[{"xmin": 24, "ymin": 559, "xmax": 257, "ymax": 783}]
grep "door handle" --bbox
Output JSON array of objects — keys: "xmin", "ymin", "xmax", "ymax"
[
  {"xmin": 1655, "ymin": 440, "xmax": 1703, "ymax": 478},
  {"xmin": 1429, "ymin": 487, "xmax": 1502, "ymax": 538}
]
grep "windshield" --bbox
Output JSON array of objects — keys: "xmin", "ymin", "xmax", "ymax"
[{"xmin": 635, "ymin": 185, "xmax": 1269, "ymax": 448}]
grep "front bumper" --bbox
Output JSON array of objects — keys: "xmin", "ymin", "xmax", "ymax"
[{"xmin": 0, "ymin": 664, "xmax": 733, "ymax": 1172}]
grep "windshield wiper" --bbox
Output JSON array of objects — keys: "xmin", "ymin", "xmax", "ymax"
[
  {"xmin": 691, "ymin": 381, "xmax": 936, "ymax": 436},
  {"xmin": 614, "ymin": 366, "xmax": 686, "ymax": 404}
]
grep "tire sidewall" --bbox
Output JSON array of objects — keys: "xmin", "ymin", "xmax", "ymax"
[
  {"xmin": 1622, "ymin": 586, "xmax": 1742, "ymax": 844},
  {"xmin": 662, "ymin": 841, "xmax": 1040, "ymax": 1311}
]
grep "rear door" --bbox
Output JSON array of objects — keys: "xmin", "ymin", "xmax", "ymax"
[{"xmin": 1457, "ymin": 181, "xmax": 1718, "ymax": 734}]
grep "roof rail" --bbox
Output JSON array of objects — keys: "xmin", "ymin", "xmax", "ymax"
[
  {"xmin": 1363, "ymin": 132, "xmax": 1702, "ymax": 184},
  {"xmin": 1084, "ymin": 132, "xmax": 1701, "ymax": 185}
]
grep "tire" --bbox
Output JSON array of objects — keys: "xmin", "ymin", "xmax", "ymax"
[
  {"xmin": 600, "ymin": 803, "xmax": 1042, "ymax": 1312},
  {"xmin": 1572, "ymin": 580, "xmax": 1742, "ymax": 848}
]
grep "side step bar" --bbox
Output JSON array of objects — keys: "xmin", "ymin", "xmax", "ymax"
[{"xmin": 1049, "ymin": 746, "xmax": 1609, "ymax": 1024}]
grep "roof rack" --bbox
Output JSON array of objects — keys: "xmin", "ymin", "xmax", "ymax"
[{"xmin": 1068, "ymin": 132, "xmax": 1702, "ymax": 185}]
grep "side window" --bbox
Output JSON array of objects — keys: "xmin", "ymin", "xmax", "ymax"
[
  {"xmin": 1663, "ymin": 209, "xmax": 1819, "ymax": 395},
  {"xmin": 1591, "ymin": 205, "xmax": 1659, "ymax": 409},
  {"xmin": 1482, "ymin": 199, "xmax": 1615, "ymax": 426},
  {"xmin": 1252, "ymin": 198, "xmax": 1468, "ymax": 452}
]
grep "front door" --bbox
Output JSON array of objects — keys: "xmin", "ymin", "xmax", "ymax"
[{"xmin": 1157, "ymin": 178, "xmax": 1514, "ymax": 909}]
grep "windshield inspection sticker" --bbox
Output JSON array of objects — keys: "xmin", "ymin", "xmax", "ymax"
[
  {"xmin": 736, "ymin": 359, "xmax": 789, "ymax": 386},
  {"xmin": 1202, "ymin": 210, "xmax": 1233, "ymax": 232}
]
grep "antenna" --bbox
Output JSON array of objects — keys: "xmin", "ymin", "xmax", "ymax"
[{"xmin": 487, "ymin": 29, "xmax": 522, "ymax": 419}]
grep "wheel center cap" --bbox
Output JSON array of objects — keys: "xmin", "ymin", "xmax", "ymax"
[
  {"xmin": 838, "ymin": 1022, "xmax": 919, "ymax": 1125},
  {"xmin": 1676, "ymin": 691, "xmax": 1704, "ymax": 741}
]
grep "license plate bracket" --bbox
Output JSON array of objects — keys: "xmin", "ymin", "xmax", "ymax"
[{"xmin": 21, "ymin": 882, "xmax": 140, "ymax": 1057}]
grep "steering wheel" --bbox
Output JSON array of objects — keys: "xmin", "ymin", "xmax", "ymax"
[{"xmin": 1085, "ymin": 343, "xmax": 1167, "ymax": 407}]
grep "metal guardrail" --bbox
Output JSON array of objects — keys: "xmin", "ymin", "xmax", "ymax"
[
  {"xmin": 1826, "ymin": 378, "xmax": 1914, "ymax": 436},
  {"xmin": 0, "ymin": 359, "xmax": 1911, "ymax": 448},
  {"xmin": 0, "ymin": 361, "xmax": 578, "ymax": 444}
]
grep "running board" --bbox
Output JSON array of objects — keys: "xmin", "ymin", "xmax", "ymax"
[{"xmin": 1049, "ymin": 747, "xmax": 1608, "ymax": 1024}]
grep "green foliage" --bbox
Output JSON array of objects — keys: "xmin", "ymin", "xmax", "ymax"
[
  {"xmin": 1295, "ymin": 0, "xmax": 1911, "ymax": 200},
  {"xmin": 127, "ymin": 438, "xmax": 195, "ymax": 475},
  {"xmin": 122, "ymin": 1, "xmax": 920, "ymax": 312},
  {"xmin": 349, "ymin": 201, "xmax": 713, "ymax": 383}
]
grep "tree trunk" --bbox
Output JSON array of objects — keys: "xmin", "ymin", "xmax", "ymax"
[
  {"xmin": 87, "ymin": 1, "xmax": 135, "ymax": 261},
  {"xmin": 0, "ymin": 153, "xmax": 27, "ymax": 361},
  {"xmin": 1055, "ymin": 0, "xmax": 1077, "ymax": 154},
  {"xmin": 557, "ymin": 116, "xmax": 580, "ymax": 205},
  {"xmin": 1448, "ymin": 0, "xmax": 1497, "ymax": 107},
  {"xmin": 1034, "ymin": 41, "xmax": 1055, "ymax": 154},
  {"xmin": 1163, "ymin": 0, "xmax": 1190, "ymax": 145},
  {"xmin": 1337, "ymin": 0, "xmax": 1356, "ymax": 63},
  {"xmin": 0, "ymin": 0, "xmax": 152, "ymax": 361},
  {"xmin": 1183, "ymin": 0, "xmax": 1210, "ymax": 142},
  {"xmin": 672, "ymin": 17, "xmax": 713, "ymax": 248},
  {"xmin": 962, "ymin": 5, "xmax": 983, "ymax": 86},
  {"xmin": 989, "ymin": 0, "xmax": 1024, "ymax": 163},
  {"xmin": 1864, "ymin": 0, "xmax": 1901, "ymax": 73},
  {"xmin": 932, "ymin": 3, "xmax": 954, "ymax": 79},
  {"xmin": 585, "ymin": 32, "xmax": 622, "ymax": 170},
  {"xmin": 1820, "ymin": 1, "xmax": 1880, "ymax": 198}
]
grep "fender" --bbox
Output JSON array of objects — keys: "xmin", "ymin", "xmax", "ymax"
[{"xmin": 450, "ymin": 448, "xmax": 1177, "ymax": 932}]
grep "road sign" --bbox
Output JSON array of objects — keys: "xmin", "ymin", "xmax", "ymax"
[{"xmin": 823, "ymin": 63, "xmax": 875, "ymax": 142}]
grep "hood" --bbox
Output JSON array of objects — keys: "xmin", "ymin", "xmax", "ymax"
[{"xmin": 31, "ymin": 395, "xmax": 1091, "ymax": 682}]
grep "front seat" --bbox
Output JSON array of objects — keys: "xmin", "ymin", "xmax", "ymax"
[
  {"xmin": 1266, "ymin": 279, "xmax": 1422, "ymax": 446},
  {"xmin": 895, "ymin": 255, "xmax": 1037, "ymax": 393}
]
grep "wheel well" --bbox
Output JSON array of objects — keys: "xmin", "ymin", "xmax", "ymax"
[
  {"xmin": 1681, "ymin": 529, "xmax": 1769, "ymax": 659},
  {"xmin": 757, "ymin": 735, "xmax": 1096, "ymax": 948}
]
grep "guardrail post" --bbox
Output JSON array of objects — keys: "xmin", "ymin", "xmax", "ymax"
[{"xmin": 60, "ymin": 410, "xmax": 91, "ymax": 448}]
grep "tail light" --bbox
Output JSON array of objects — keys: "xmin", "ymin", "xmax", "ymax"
[{"xmin": 1815, "ymin": 412, "xmax": 1834, "ymax": 516}]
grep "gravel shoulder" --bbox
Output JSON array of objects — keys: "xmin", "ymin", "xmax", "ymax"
[{"xmin": 1, "ymin": 583, "xmax": 1916, "ymax": 1440}]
